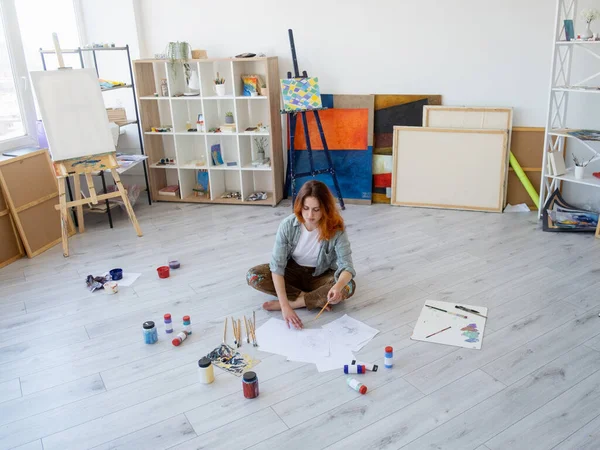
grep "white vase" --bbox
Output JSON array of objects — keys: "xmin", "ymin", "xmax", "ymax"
[
  {"xmin": 187, "ymin": 71, "xmax": 200, "ymax": 92},
  {"xmin": 581, "ymin": 23, "xmax": 594, "ymax": 39},
  {"xmin": 214, "ymin": 85, "xmax": 226, "ymax": 96},
  {"xmin": 574, "ymin": 165, "xmax": 585, "ymax": 179}
]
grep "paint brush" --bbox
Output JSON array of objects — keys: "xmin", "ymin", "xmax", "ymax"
[
  {"xmin": 237, "ymin": 319, "xmax": 242, "ymax": 347},
  {"xmin": 249, "ymin": 320, "xmax": 257, "ymax": 347},
  {"xmin": 426, "ymin": 326, "xmax": 452, "ymax": 339},
  {"xmin": 313, "ymin": 300, "xmax": 331, "ymax": 322},
  {"xmin": 232, "ymin": 316, "xmax": 238, "ymax": 347},
  {"xmin": 455, "ymin": 305, "xmax": 487, "ymax": 319},
  {"xmin": 244, "ymin": 316, "xmax": 250, "ymax": 343},
  {"xmin": 223, "ymin": 317, "xmax": 228, "ymax": 344},
  {"xmin": 426, "ymin": 304, "xmax": 468, "ymax": 319}
]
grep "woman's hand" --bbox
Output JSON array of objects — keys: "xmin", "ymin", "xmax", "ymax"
[
  {"xmin": 282, "ymin": 305, "xmax": 303, "ymax": 329},
  {"xmin": 327, "ymin": 284, "xmax": 344, "ymax": 304}
]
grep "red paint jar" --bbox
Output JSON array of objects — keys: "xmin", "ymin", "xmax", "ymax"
[
  {"xmin": 157, "ymin": 266, "xmax": 170, "ymax": 278},
  {"xmin": 242, "ymin": 371, "xmax": 259, "ymax": 399}
]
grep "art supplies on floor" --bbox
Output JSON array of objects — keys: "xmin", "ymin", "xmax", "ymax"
[
  {"xmin": 411, "ymin": 300, "xmax": 488, "ymax": 350},
  {"xmin": 205, "ymin": 344, "xmax": 260, "ymax": 377},
  {"xmin": 255, "ymin": 314, "xmax": 379, "ymax": 372}
]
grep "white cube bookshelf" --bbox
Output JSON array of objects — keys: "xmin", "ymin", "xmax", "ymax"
[{"xmin": 134, "ymin": 57, "xmax": 283, "ymax": 206}]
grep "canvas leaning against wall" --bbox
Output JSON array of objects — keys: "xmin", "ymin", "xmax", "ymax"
[
  {"xmin": 373, "ymin": 95, "xmax": 442, "ymax": 203},
  {"xmin": 291, "ymin": 94, "xmax": 374, "ymax": 204}
]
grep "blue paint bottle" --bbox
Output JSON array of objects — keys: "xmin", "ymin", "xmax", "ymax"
[{"xmin": 143, "ymin": 321, "xmax": 158, "ymax": 344}]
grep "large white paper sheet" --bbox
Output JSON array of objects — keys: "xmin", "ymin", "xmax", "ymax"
[
  {"xmin": 255, "ymin": 315, "xmax": 380, "ymax": 372},
  {"xmin": 117, "ymin": 272, "xmax": 141, "ymax": 287},
  {"xmin": 255, "ymin": 318, "xmax": 301, "ymax": 357},
  {"xmin": 322, "ymin": 314, "xmax": 380, "ymax": 351},
  {"xmin": 411, "ymin": 300, "xmax": 488, "ymax": 350}
]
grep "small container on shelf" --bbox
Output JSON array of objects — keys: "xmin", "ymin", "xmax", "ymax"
[{"xmin": 158, "ymin": 185, "xmax": 180, "ymax": 197}]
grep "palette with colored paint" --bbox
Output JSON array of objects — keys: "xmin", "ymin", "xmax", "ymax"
[{"xmin": 410, "ymin": 300, "xmax": 488, "ymax": 350}]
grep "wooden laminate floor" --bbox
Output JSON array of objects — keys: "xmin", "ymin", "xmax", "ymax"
[{"xmin": 1, "ymin": 200, "xmax": 599, "ymax": 450}]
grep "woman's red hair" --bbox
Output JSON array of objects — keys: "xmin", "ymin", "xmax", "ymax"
[{"xmin": 294, "ymin": 180, "xmax": 344, "ymax": 241}]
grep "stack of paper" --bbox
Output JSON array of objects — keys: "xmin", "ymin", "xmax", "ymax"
[{"xmin": 255, "ymin": 314, "xmax": 379, "ymax": 372}]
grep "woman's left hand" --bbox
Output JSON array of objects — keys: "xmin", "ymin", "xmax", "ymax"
[{"xmin": 327, "ymin": 285, "xmax": 344, "ymax": 304}]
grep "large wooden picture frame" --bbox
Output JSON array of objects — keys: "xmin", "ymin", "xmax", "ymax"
[
  {"xmin": 0, "ymin": 181, "xmax": 23, "ymax": 268},
  {"xmin": 391, "ymin": 127, "xmax": 508, "ymax": 212},
  {"xmin": 0, "ymin": 150, "xmax": 74, "ymax": 258}
]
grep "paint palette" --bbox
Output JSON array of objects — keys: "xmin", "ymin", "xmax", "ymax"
[{"xmin": 411, "ymin": 300, "xmax": 488, "ymax": 350}]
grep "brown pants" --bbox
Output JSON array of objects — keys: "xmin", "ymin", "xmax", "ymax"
[{"xmin": 246, "ymin": 259, "xmax": 356, "ymax": 310}]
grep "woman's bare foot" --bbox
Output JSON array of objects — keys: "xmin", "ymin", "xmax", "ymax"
[{"xmin": 263, "ymin": 293, "xmax": 308, "ymax": 311}]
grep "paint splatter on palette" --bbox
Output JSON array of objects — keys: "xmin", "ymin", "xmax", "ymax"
[{"xmin": 461, "ymin": 323, "xmax": 480, "ymax": 343}]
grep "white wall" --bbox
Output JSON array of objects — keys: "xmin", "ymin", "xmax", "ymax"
[
  {"xmin": 136, "ymin": 0, "xmax": 556, "ymax": 126},
  {"xmin": 82, "ymin": 0, "xmax": 600, "ymax": 208},
  {"xmin": 78, "ymin": 0, "xmax": 146, "ymax": 189}
]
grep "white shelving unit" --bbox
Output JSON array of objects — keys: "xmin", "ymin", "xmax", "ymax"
[
  {"xmin": 540, "ymin": 0, "xmax": 600, "ymax": 238},
  {"xmin": 133, "ymin": 57, "xmax": 283, "ymax": 206}
]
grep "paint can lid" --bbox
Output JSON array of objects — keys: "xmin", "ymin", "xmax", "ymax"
[
  {"xmin": 183, "ymin": 315, "xmax": 190, "ymax": 321},
  {"xmin": 385, "ymin": 346, "xmax": 393, "ymax": 353},
  {"xmin": 243, "ymin": 371, "xmax": 257, "ymax": 383},
  {"xmin": 164, "ymin": 313, "xmax": 171, "ymax": 320},
  {"xmin": 359, "ymin": 385, "xmax": 367, "ymax": 394},
  {"xmin": 143, "ymin": 321, "xmax": 155, "ymax": 329},
  {"xmin": 198, "ymin": 357, "xmax": 212, "ymax": 368}
]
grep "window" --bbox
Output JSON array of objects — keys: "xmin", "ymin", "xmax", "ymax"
[
  {"xmin": 0, "ymin": 0, "xmax": 82, "ymax": 152},
  {"xmin": 0, "ymin": 0, "xmax": 36, "ymax": 151}
]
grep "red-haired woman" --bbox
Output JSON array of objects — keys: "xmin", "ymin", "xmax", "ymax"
[{"xmin": 246, "ymin": 180, "xmax": 356, "ymax": 329}]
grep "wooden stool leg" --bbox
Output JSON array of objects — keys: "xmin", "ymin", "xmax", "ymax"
[
  {"xmin": 57, "ymin": 177, "xmax": 70, "ymax": 257},
  {"xmin": 111, "ymin": 170, "xmax": 143, "ymax": 237},
  {"xmin": 85, "ymin": 173, "xmax": 98, "ymax": 204},
  {"xmin": 73, "ymin": 174, "xmax": 85, "ymax": 233}
]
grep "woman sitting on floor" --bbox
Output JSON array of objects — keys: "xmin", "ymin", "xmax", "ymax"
[{"xmin": 246, "ymin": 180, "xmax": 356, "ymax": 330}]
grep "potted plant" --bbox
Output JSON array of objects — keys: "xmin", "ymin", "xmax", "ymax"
[
  {"xmin": 581, "ymin": 9, "xmax": 599, "ymax": 39},
  {"xmin": 572, "ymin": 154, "xmax": 592, "ymax": 179},
  {"xmin": 214, "ymin": 72, "xmax": 226, "ymax": 96},
  {"xmin": 254, "ymin": 137, "xmax": 268, "ymax": 162},
  {"xmin": 225, "ymin": 112, "xmax": 234, "ymax": 124},
  {"xmin": 166, "ymin": 41, "xmax": 191, "ymax": 81}
]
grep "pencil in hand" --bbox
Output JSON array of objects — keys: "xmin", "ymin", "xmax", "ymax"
[{"xmin": 313, "ymin": 300, "xmax": 331, "ymax": 321}]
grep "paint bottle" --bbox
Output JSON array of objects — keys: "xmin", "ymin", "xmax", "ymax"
[
  {"xmin": 172, "ymin": 330, "xmax": 189, "ymax": 346},
  {"xmin": 347, "ymin": 377, "xmax": 367, "ymax": 395},
  {"xmin": 183, "ymin": 315, "xmax": 192, "ymax": 334},
  {"xmin": 351, "ymin": 360, "xmax": 378, "ymax": 372},
  {"xmin": 198, "ymin": 357, "xmax": 215, "ymax": 384},
  {"xmin": 384, "ymin": 346, "xmax": 393, "ymax": 368},
  {"xmin": 344, "ymin": 364, "xmax": 366, "ymax": 374},
  {"xmin": 143, "ymin": 321, "xmax": 158, "ymax": 344},
  {"xmin": 164, "ymin": 313, "xmax": 173, "ymax": 334},
  {"xmin": 242, "ymin": 371, "xmax": 259, "ymax": 399}
]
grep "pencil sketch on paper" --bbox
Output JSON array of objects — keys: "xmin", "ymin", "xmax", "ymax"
[
  {"xmin": 461, "ymin": 323, "xmax": 480, "ymax": 343},
  {"xmin": 341, "ymin": 325, "xmax": 359, "ymax": 336}
]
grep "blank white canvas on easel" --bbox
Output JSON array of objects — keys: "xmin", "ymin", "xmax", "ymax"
[
  {"xmin": 411, "ymin": 300, "xmax": 488, "ymax": 350},
  {"xmin": 30, "ymin": 68, "xmax": 115, "ymax": 161}
]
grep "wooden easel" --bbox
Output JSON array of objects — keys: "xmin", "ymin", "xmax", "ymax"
[
  {"xmin": 283, "ymin": 29, "xmax": 345, "ymax": 209},
  {"xmin": 54, "ymin": 152, "xmax": 142, "ymax": 256}
]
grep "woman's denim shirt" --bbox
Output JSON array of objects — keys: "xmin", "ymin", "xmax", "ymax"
[{"xmin": 269, "ymin": 214, "xmax": 355, "ymax": 281}]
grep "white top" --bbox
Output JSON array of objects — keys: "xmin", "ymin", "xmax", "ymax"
[{"xmin": 292, "ymin": 223, "xmax": 321, "ymax": 267}]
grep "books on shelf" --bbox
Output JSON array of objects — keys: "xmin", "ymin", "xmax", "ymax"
[
  {"xmin": 159, "ymin": 185, "xmax": 180, "ymax": 197},
  {"xmin": 220, "ymin": 124, "xmax": 236, "ymax": 133}
]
